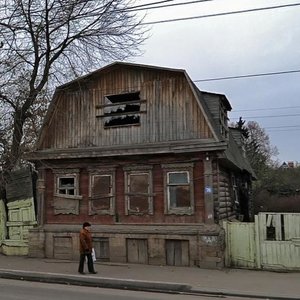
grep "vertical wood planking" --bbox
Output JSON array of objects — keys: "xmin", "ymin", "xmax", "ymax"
[{"xmin": 40, "ymin": 68, "xmax": 214, "ymax": 150}]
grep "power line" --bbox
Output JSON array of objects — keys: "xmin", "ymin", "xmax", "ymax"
[
  {"xmin": 142, "ymin": 2, "xmax": 300, "ymax": 25},
  {"xmin": 267, "ymin": 128, "xmax": 300, "ymax": 132},
  {"xmin": 129, "ymin": 0, "xmax": 175, "ymax": 10},
  {"xmin": 232, "ymin": 106, "xmax": 300, "ymax": 113},
  {"xmin": 128, "ymin": 0, "xmax": 213, "ymax": 11},
  {"xmin": 0, "ymin": 0, "xmax": 210, "ymax": 15},
  {"xmin": 194, "ymin": 69, "xmax": 300, "ymax": 82},
  {"xmin": 265, "ymin": 125, "xmax": 300, "ymax": 129},
  {"xmin": 230, "ymin": 113, "xmax": 300, "ymax": 120}
]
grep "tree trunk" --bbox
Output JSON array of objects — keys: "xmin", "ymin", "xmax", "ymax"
[{"xmin": 5, "ymin": 107, "xmax": 26, "ymax": 171}]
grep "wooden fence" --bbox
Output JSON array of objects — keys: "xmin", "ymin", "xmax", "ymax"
[{"xmin": 224, "ymin": 213, "xmax": 300, "ymax": 271}]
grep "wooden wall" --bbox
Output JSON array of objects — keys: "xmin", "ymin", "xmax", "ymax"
[
  {"xmin": 39, "ymin": 67, "xmax": 213, "ymax": 150},
  {"xmin": 213, "ymin": 164, "xmax": 236, "ymax": 222}
]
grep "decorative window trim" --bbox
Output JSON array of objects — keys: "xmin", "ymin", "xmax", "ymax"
[
  {"xmin": 89, "ymin": 169, "xmax": 116, "ymax": 215},
  {"xmin": 162, "ymin": 163, "xmax": 194, "ymax": 215},
  {"xmin": 124, "ymin": 167, "xmax": 153, "ymax": 215},
  {"xmin": 53, "ymin": 169, "xmax": 81, "ymax": 200}
]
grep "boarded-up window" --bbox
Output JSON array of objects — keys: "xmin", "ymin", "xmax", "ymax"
[
  {"xmin": 166, "ymin": 240, "xmax": 189, "ymax": 266},
  {"xmin": 125, "ymin": 170, "xmax": 153, "ymax": 215},
  {"xmin": 162, "ymin": 163, "xmax": 194, "ymax": 215},
  {"xmin": 53, "ymin": 170, "xmax": 82, "ymax": 215},
  {"xmin": 97, "ymin": 91, "xmax": 146, "ymax": 128},
  {"xmin": 89, "ymin": 172, "xmax": 115, "ymax": 215},
  {"xmin": 53, "ymin": 236, "xmax": 73, "ymax": 260}
]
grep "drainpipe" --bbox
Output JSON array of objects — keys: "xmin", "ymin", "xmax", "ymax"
[{"xmin": 204, "ymin": 153, "xmax": 214, "ymax": 224}]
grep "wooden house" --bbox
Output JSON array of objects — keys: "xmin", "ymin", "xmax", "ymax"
[{"xmin": 26, "ymin": 62, "xmax": 254, "ymax": 267}]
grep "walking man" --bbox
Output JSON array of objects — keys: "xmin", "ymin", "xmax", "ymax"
[{"xmin": 78, "ymin": 222, "xmax": 97, "ymax": 274}]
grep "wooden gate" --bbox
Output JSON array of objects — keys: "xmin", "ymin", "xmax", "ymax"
[
  {"xmin": 258, "ymin": 213, "xmax": 300, "ymax": 270},
  {"xmin": 224, "ymin": 221, "xmax": 258, "ymax": 269},
  {"xmin": 224, "ymin": 213, "xmax": 300, "ymax": 271}
]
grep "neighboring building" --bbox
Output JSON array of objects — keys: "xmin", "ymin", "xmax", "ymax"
[
  {"xmin": 26, "ymin": 62, "xmax": 254, "ymax": 268},
  {"xmin": 281, "ymin": 161, "xmax": 300, "ymax": 169},
  {"xmin": 0, "ymin": 168, "xmax": 37, "ymax": 255}
]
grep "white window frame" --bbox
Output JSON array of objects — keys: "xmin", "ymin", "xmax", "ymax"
[
  {"xmin": 53, "ymin": 169, "xmax": 81, "ymax": 199},
  {"xmin": 162, "ymin": 163, "xmax": 194, "ymax": 215}
]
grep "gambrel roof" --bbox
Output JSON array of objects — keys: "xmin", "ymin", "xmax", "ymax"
[{"xmin": 26, "ymin": 62, "xmax": 253, "ymax": 176}]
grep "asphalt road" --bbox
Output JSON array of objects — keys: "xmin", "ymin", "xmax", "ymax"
[{"xmin": 0, "ymin": 278, "xmax": 267, "ymax": 300}]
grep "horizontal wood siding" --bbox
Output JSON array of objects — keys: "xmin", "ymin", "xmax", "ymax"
[{"xmin": 40, "ymin": 68, "xmax": 213, "ymax": 150}]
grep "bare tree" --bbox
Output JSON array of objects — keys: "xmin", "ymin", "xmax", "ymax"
[{"xmin": 0, "ymin": 0, "xmax": 146, "ymax": 172}]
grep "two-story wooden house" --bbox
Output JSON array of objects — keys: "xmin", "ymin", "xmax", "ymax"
[{"xmin": 26, "ymin": 62, "xmax": 254, "ymax": 267}]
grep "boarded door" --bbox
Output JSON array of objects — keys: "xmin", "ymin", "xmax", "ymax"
[
  {"xmin": 53, "ymin": 236, "xmax": 73, "ymax": 260},
  {"xmin": 166, "ymin": 240, "xmax": 189, "ymax": 266},
  {"xmin": 127, "ymin": 239, "xmax": 148, "ymax": 264}
]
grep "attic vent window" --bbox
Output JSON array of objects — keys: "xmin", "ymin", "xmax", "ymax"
[{"xmin": 97, "ymin": 91, "xmax": 146, "ymax": 128}]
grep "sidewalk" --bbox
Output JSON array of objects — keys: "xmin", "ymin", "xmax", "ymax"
[{"xmin": 0, "ymin": 254, "xmax": 299, "ymax": 299}]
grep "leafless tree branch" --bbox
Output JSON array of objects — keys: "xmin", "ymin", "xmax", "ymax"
[{"xmin": 0, "ymin": 0, "xmax": 147, "ymax": 171}]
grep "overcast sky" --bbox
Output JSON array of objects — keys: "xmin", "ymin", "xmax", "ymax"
[{"xmin": 129, "ymin": 0, "xmax": 300, "ymax": 164}]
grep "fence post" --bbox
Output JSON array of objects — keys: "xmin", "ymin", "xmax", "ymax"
[{"xmin": 254, "ymin": 215, "xmax": 261, "ymax": 269}]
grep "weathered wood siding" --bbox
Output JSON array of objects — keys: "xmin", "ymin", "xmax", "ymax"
[
  {"xmin": 224, "ymin": 221, "xmax": 257, "ymax": 269},
  {"xmin": 213, "ymin": 165, "xmax": 235, "ymax": 222},
  {"xmin": 224, "ymin": 213, "xmax": 300, "ymax": 271},
  {"xmin": 39, "ymin": 68, "xmax": 213, "ymax": 150},
  {"xmin": 0, "ymin": 200, "xmax": 7, "ymax": 242},
  {"xmin": 127, "ymin": 238, "xmax": 148, "ymax": 264}
]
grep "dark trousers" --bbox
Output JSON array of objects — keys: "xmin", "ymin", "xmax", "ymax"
[{"xmin": 78, "ymin": 252, "xmax": 95, "ymax": 273}]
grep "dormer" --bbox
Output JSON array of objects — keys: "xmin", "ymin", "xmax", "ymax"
[{"xmin": 202, "ymin": 91, "xmax": 232, "ymax": 140}]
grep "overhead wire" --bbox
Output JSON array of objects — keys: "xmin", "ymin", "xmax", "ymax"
[
  {"xmin": 194, "ymin": 69, "xmax": 300, "ymax": 82},
  {"xmin": 230, "ymin": 113, "xmax": 300, "ymax": 120},
  {"xmin": 232, "ymin": 106, "xmax": 300, "ymax": 112},
  {"xmin": 1, "ymin": 1, "xmax": 300, "ymax": 132},
  {"xmin": 127, "ymin": 0, "xmax": 213, "ymax": 11},
  {"xmin": 141, "ymin": 2, "xmax": 300, "ymax": 25}
]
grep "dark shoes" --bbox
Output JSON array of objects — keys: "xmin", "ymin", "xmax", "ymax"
[{"xmin": 78, "ymin": 271, "xmax": 97, "ymax": 274}]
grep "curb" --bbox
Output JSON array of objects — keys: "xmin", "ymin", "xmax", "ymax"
[
  {"xmin": 0, "ymin": 269, "xmax": 299, "ymax": 300},
  {"xmin": 189, "ymin": 288, "xmax": 300, "ymax": 300},
  {"xmin": 0, "ymin": 269, "xmax": 191, "ymax": 294}
]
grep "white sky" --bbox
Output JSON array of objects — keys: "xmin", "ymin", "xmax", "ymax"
[{"xmin": 130, "ymin": 0, "xmax": 300, "ymax": 163}]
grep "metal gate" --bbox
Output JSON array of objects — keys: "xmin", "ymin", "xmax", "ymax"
[{"xmin": 224, "ymin": 213, "xmax": 300, "ymax": 271}]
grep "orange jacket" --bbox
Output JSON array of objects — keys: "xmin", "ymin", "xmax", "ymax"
[{"xmin": 79, "ymin": 228, "xmax": 93, "ymax": 254}]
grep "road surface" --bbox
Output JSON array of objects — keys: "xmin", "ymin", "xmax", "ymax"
[{"xmin": 0, "ymin": 278, "xmax": 264, "ymax": 300}]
